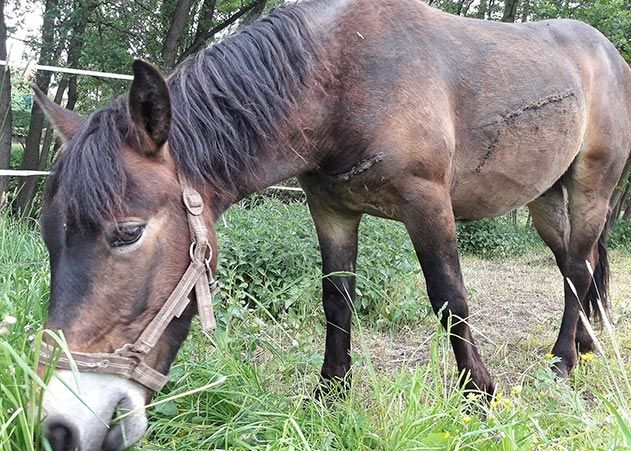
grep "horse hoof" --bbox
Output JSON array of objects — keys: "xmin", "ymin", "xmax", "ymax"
[
  {"xmin": 552, "ymin": 361, "xmax": 570, "ymax": 378},
  {"xmin": 313, "ymin": 377, "xmax": 349, "ymax": 405}
]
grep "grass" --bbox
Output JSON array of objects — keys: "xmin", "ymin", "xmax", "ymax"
[{"xmin": 1, "ymin": 198, "xmax": 630, "ymax": 450}]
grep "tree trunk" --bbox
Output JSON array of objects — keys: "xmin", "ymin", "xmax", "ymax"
[
  {"xmin": 0, "ymin": 0, "xmax": 12, "ymax": 204},
  {"xmin": 487, "ymin": 0, "xmax": 496, "ymax": 19},
  {"xmin": 461, "ymin": 0, "xmax": 476, "ymax": 17},
  {"xmin": 456, "ymin": 0, "xmax": 465, "ymax": 15},
  {"xmin": 65, "ymin": 0, "xmax": 94, "ymax": 111},
  {"xmin": 15, "ymin": 0, "xmax": 90, "ymax": 214},
  {"xmin": 502, "ymin": 0, "xmax": 519, "ymax": 22},
  {"xmin": 161, "ymin": 0, "xmax": 196, "ymax": 70},
  {"xmin": 194, "ymin": 0, "xmax": 217, "ymax": 41},
  {"xmin": 15, "ymin": 0, "xmax": 60, "ymax": 215},
  {"xmin": 509, "ymin": 209, "xmax": 517, "ymax": 225},
  {"xmin": 39, "ymin": 77, "xmax": 68, "ymax": 170},
  {"xmin": 614, "ymin": 178, "xmax": 631, "ymax": 220},
  {"xmin": 178, "ymin": 1, "xmax": 261, "ymax": 63},
  {"xmin": 612, "ymin": 170, "xmax": 631, "ymax": 220},
  {"xmin": 476, "ymin": 0, "xmax": 488, "ymax": 19},
  {"xmin": 240, "ymin": 0, "xmax": 267, "ymax": 27},
  {"xmin": 520, "ymin": 0, "xmax": 530, "ymax": 22}
]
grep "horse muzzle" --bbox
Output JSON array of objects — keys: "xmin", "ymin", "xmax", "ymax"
[{"xmin": 41, "ymin": 371, "xmax": 148, "ymax": 450}]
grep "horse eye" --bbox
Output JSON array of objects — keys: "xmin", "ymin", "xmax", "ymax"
[{"xmin": 110, "ymin": 224, "xmax": 145, "ymax": 248}]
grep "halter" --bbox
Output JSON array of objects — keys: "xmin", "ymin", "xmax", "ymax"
[{"xmin": 39, "ymin": 179, "xmax": 218, "ymax": 392}]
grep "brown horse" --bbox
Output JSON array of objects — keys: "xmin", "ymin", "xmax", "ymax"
[{"xmin": 35, "ymin": 0, "xmax": 631, "ymax": 449}]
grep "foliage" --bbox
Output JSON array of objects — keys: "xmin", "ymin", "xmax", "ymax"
[
  {"xmin": 609, "ymin": 219, "xmax": 631, "ymax": 251},
  {"xmin": 4, "ymin": 0, "xmax": 631, "ymax": 213},
  {"xmin": 217, "ymin": 196, "xmax": 426, "ymax": 328},
  {"xmin": 531, "ymin": 0, "xmax": 631, "ymax": 63},
  {"xmin": 9, "ymin": 72, "xmax": 31, "ymax": 139},
  {"xmin": 457, "ymin": 216, "xmax": 543, "ymax": 259}
]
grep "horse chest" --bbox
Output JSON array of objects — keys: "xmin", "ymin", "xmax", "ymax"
[{"xmin": 300, "ymin": 169, "xmax": 403, "ymax": 220}]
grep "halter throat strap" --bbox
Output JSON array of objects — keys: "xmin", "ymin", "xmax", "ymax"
[{"xmin": 40, "ymin": 179, "xmax": 218, "ymax": 392}]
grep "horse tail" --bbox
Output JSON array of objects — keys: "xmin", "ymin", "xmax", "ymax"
[{"xmin": 586, "ymin": 210, "xmax": 611, "ymax": 323}]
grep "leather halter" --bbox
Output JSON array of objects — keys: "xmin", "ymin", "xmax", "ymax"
[{"xmin": 39, "ymin": 179, "xmax": 218, "ymax": 392}]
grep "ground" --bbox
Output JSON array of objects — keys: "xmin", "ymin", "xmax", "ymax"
[
  {"xmin": 3, "ymin": 209, "xmax": 631, "ymax": 449},
  {"xmin": 358, "ymin": 252, "xmax": 631, "ymax": 389}
]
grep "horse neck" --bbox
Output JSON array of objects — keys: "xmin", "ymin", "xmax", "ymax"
[
  {"xmin": 167, "ymin": 77, "xmax": 335, "ymax": 216},
  {"xmin": 167, "ymin": 11, "xmax": 340, "ymax": 216}
]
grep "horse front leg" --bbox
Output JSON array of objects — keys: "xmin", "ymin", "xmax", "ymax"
[
  {"xmin": 402, "ymin": 182, "xmax": 495, "ymax": 398},
  {"xmin": 306, "ymin": 195, "xmax": 361, "ymax": 395}
]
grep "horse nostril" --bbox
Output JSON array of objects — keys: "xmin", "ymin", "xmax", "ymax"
[
  {"xmin": 44, "ymin": 419, "xmax": 80, "ymax": 451},
  {"xmin": 103, "ymin": 396, "xmax": 148, "ymax": 451},
  {"xmin": 102, "ymin": 403, "xmax": 128, "ymax": 451}
]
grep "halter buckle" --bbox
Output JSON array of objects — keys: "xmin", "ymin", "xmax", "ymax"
[{"xmin": 182, "ymin": 187, "xmax": 204, "ymax": 216}]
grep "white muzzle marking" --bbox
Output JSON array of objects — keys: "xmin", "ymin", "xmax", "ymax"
[{"xmin": 42, "ymin": 370, "xmax": 148, "ymax": 450}]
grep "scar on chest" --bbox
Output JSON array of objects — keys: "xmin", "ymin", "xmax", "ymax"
[{"xmin": 333, "ymin": 152, "xmax": 385, "ymax": 182}]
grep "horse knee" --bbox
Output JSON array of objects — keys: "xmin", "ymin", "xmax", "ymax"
[
  {"xmin": 565, "ymin": 259, "xmax": 592, "ymax": 292},
  {"xmin": 431, "ymin": 294, "xmax": 469, "ymax": 326}
]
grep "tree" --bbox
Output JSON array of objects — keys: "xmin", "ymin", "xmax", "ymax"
[
  {"xmin": 15, "ymin": 0, "xmax": 96, "ymax": 214},
  {"xmin": 5, "ymin": 0, "xmax": 630, "ymax": 216},
  {"xmin": 0, "ymin": 0, "xmax": 11, "ymax": 204},
  {"xmin": 161, "ymin": 0, "xmax": 196, "ymax": 69},
  {"xmin": 502, "ymin": 0, "xmax": 519, "ymax": 22},
  {"xmin": 176, "ymin": 0, "xmax": 269, "ymax": 65},
  {"xmin": 14, "ymin": 0, "xmax": 64, "ymax": 214}
]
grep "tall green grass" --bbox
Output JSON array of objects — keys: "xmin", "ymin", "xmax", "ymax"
[
  {"xmin": 1, "ymin": 199, "xmax": 630, "ymax": 450},
  {"xmin": 0, "ymin": 213, "xmax": 50, "ymax": 451}
]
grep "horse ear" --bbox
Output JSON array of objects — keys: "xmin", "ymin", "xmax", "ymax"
[
  {"xmin": 31, "ymin": 84, "xmax": 83, "ymax": 143},
  {"xmin": 128, "ymin": 59, "xmax": 171, "ymax": 154}
]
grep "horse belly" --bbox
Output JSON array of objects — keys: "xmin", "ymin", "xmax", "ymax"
[{"xmin": 451, "ymin": 89, "xmax": 584, "ymax": 220}]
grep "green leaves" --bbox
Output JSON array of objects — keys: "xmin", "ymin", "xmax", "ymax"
[
  {"xmin": 531, "ymin": 0, "xmax": 631, "ymax": 63},
  {"xmin": 457, "ymin": 215, "xmax": 543, "ymax": 259}
]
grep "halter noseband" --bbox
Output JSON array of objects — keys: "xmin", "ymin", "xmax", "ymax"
[{"xmin": 39, "ymin": 179, "xmax": 218, "ymax": 392}]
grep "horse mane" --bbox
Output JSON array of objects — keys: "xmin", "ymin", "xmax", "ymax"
[{"xmin": 47, "ymin": 1, "xmax": 323, "ymax": 225}]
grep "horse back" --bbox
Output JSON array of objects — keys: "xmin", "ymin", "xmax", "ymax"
[{"xmin": 317, "ymin": 0, "xmax": 631, "ymax": 220}]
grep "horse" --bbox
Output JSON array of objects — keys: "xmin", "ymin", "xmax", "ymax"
[{"xmin": 34, "ymin": 0, "xmax": 631, "ymax": 449}]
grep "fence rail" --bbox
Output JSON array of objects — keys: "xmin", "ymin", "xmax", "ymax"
[
  {"xmin": 0, "ymin": 170, "xmax": 304, "ymax": 193},
  {"xmin": 0, "ymin": 60, "xmax": 133, "ymax": 80},
  {"xmin": 0, "ymin": 170, "xmax": 51, "ymax": 176}
]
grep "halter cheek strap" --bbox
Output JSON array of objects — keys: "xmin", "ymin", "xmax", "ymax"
[{"xmin": 39, "ymin": 180, "xmax": 218, "ymax": 392}]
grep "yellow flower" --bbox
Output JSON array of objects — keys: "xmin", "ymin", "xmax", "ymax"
[
  {"xmin": 545, "ymin": 352, "xmax": 555, "ymax": 360},
  {"xmin": 581, "ymin": 352, "xmax": 597, "ymax": 362},
  {"xmin": 511, "ymin": 386, "xmax": 523, "ymax": 396},
  {"xmin": 466, "ymin": 393, "xmax": 480, "ymax": 401},
  {"xmin": 501, "ymin": 398, "xmax": 514, "ymax": 409},
  {"xmin": 462, "ymin": 415, "xmax": 472, "ymax": 424},
  {"xmin": 443, "ymin": 431, "xmax": 450, "ymax": 440},
  {"xmin": 495, "ymin": 392, "xmax": 504, "ymax": 400},
  {"xmin": 490, "ymin": 399, "xmax": 499, "ymax": 410}
]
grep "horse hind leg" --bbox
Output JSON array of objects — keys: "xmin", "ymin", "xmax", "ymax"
[
  {"xmin": 530, "ymin": 169, "xmax": 613, "ymax": 376},
  {"xmin": 402, "ymin": 181, "xmax": 494, "ymax": 397},
  {"xmin": 528, "ymin": 181, "xmax": 598, "ymax": 360}
]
